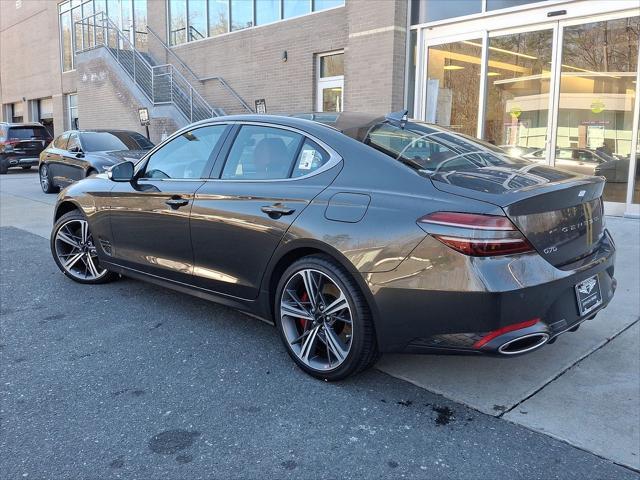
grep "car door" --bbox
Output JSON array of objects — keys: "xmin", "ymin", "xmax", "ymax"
[
  {"xmin": 108, "ymin": 124, "xmax": 230, "ymax": 283},
  {"xmin": 44, "ymin": 133, "xmax": 69, "ymax": 183},
  {"xmin": 190, "ymin": 123, "xmax": 341, "ymax": 299},
  {"xmin": 61, "ymin": 133, "xmax": 89, "ymax": 183}
]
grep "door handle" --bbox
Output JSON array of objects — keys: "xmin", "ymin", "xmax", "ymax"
[
  {"xmin": 261, "ymin": 204, "xmax": 296, "ymax": 219},
  {"xmin": 165, "ymin": 197, "xmax": 189, "ymax": 209}
]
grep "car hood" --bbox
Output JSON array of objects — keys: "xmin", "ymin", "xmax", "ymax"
[{"xmin": 91, "ymin": 149, "xmax": 149, "ymax": 164}]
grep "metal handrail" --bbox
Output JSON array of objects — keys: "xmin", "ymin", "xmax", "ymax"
[
  {"xmin": 146, "ymin": 26, "xmax": 253, "ymax": 113},
  {"xmin": 74, "ymin": 11, "xmax": 216, "ymax": 122}
]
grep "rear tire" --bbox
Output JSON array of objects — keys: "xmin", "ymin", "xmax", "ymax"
[
  {"xmin": 40, "ymin": 164, "xmax": 58, "ymax": 193},
  {"xmin": 275, "ymin": 254, "xmax": 378, "ymax": 381},
  {"xmin": 51, "ymin": 210, "xmax": 118, "ymax": 284}
]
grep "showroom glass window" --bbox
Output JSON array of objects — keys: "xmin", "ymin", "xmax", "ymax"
[{"xmin": 143, "ymin": 125, "xmax": 227, "ymax": 179}]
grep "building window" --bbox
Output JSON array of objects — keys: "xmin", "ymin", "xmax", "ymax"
[
  {"xmin": 230, "ymin": 0, "xmax": 253, "ymax": 31},
  {"xmin": 208, "ymin": 0, "xmax": 229, "ymax": 35},
  {"xmin": 59, "ymin": 0, "xmax": 149, "ymax": 69},
  {"xmin": 67, "ymin": 94, "xmax": 79, "ymax": 129},
  {"xmin": 316, "ymin": 51, "xmax": 344, "ymax": 112},
  {"xmin": 167, "ymin": 0, "xmax": 344, "ymax": 45},
  {"xmin": 256, "ymin": 0, "xmax": 279, "ymax": 26},
  {"xmin": 11, "ymin": 102, "xmax": 24, "ymax": 123},
  {"xmin": 283, "ymin": 0, "xmax": 311, "ymax": 19}
]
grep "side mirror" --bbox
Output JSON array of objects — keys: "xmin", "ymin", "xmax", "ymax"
[{"xmin": 108, "ymin": 161, "xmax": 135, "ymax": 182}]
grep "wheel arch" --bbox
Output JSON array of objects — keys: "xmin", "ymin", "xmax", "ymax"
[
  {"xmin": 54, "ymin": 200, "xmax": 82, "ymax": 222},
  {"xmin": 263, "ymin": 239, "xmax": 381, "ymax": 329}
]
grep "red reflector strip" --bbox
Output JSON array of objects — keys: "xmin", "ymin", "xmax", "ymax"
[
  {"xmin": 473, "ymin": 318, "xmax": 541, "ymax": 349},
  {"xmin": 434, "ymin": 235, "xmax": 533, "ymax": 256}
]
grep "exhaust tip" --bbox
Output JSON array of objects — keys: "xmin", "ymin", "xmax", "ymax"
[{"xmin": 498, "ymin": 333, "xmax": 549, "ymax": 355}]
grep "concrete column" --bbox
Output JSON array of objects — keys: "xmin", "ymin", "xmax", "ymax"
[
  {"xmin": 52, "ymin": 94, "xmax": 66, "ymax": 135},
  {"xmin": 344, "ymin": 0, "xmax": 408, "ymax": 115}
]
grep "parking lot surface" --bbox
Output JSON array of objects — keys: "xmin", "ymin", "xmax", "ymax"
[{"xmin": 1, "ymin": 171, "xmax": 639, "ymax": 478}]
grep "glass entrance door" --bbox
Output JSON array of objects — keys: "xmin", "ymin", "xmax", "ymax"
[
  {"xmin": 554, "ymin": 15, "xmax": 639, "ymax": 205},
  {"xmin": 482, "ymin": 27, "xmax": 555, "ymax": 161},
  {"xmin": 419, "ymin": 8, "xmax": 640, "ymax": 214}
]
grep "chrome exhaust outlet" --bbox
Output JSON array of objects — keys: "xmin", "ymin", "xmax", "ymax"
[{"xmin": 498, "ymin": 333, "xmax": 550, "ymax": 355}]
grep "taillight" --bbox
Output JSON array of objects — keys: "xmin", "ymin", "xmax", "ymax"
[{"xmin": 418, "ymin": 211, "xmax": 534, "ymax": 257}]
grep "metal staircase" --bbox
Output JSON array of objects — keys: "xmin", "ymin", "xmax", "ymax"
[{"xmin": 75, "ymin": 12, "xmax": 215, "ymax": 123}]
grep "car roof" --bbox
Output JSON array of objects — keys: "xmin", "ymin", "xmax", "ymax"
[
  {"xmin": 61, "ymin": 129, "xmax": 144, "ymax": 135},
  {"xmin": 0, "ymin": 121, "xmax": 45, "ymax": 127}
]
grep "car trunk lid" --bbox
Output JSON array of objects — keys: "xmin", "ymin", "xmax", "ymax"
[{"xmin": 429, "ymin": 163, "xmax": 605, "ymax": 267}]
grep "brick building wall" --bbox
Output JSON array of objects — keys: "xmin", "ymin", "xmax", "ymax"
[{"xmin": 1, "ymin": 0, "xmax": 409, "ymax": 139}]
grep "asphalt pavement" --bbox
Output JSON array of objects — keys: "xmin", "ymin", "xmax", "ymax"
[{"xmin": 1, "ymin": 170, "xmax": 639, "ymax": 479}]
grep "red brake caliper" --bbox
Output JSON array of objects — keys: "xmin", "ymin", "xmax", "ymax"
[{"xmin": 297, "ymin": 291, "xmax": 309, "ymax": 332}]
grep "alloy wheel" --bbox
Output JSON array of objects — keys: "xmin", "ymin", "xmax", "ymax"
[
  {"xmin": 280, "ymin": 269, "xmax": 353, "ymax": 371},
  {"xmin": 53, "ymin": 219, "xmax": 107, "ymax": 281},
  {"xmin": 40, "ymin": 166, "xmax": 49, "ymax": 191}
]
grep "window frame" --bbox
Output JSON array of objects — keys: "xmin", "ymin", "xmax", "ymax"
[
  {"xmin": 136, "ymin": 123, "xmax": 232, "ymax": 181},
  {"xmin": 316, "ymin": 50, "xmax": 344, "ymax": 112},
  {"xmin": 210, "ymin": 121, "xmax": 342, "ymax": 182}
]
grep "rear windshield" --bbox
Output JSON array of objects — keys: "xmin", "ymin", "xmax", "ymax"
[
  {"xmin": 365, "ymin": 121, "xmax": 523, "ymax": 173},
  {"xmin": 7, "ymin": 126, "xmax": 47, "ymax": 140},
  {"xmin": 80, "ymin": 131, "xmax": 154, "ymax": 152}
]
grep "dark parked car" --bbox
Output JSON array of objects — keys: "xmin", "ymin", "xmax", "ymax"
[
  {"xmin": 595, "ymin": 157, "xmax": 640, "ymax": 183},
  {"xmin": 49, "ymin": 113, "xmax": 616, "ymax": 380},
  {"xmin": 39, "ymin": 129, "xmax": 153, "ymax": 193},
  {"xmin": 0, "ymin": 122, "xmax": 51, "ymax": 174}
]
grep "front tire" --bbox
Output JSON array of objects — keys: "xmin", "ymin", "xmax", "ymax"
[
  {"xmin": 40, "ymin": 164, "xmax": 58, "ymax": 193},
  {"xmin": 275, "ymin": 255, "xmax": 378, "ymax": 381},
  {"xmin": 51, "ymin": 210, "xmax": 118, "ymax": 284}
]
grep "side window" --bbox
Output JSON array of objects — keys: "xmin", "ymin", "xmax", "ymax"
[
  {"xmin": 291, "ymin": 139, "xmax": 330, "ymax": 177},
  {"xmin": 142, "ymin": 125, "xmax": 226, "ymax": 179},
  {"xmin": 221, "ymin": 125, "xmax": 303, "ymax": 180},
  {"xmin": 53, "ymin": 134, "xmax": 69, "ymax": 149},
  {"xmin": 67, "ymin": 133, "xmax": 80, "ymax": 152}
]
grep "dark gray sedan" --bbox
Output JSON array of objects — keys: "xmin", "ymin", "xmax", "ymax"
[
  {"xmin": 39, "ymin": 129, "xmax": 153, "ymax": 193},
  {"xmin": 49, "ymin": 113, "xmax": 616, "ymax": 380}
]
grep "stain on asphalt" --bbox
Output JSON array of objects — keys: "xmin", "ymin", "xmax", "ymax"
[
  {"xmin": 12, "ymin": 357, "xmax": 27, "ymax": 364},
  {"xmin": 432, "ymin": 406, "xmax": 454, "ymax": 426},
  {"xmin": 493, "ymin": 405, "xmax": 507, "ymax": 413},
  {"xmin": 39, "ymin": 313, "xmax": 66, "ymax": 324},
  {"xmin": 240, "ymin": 405, "xmax": 260, "ymax": 413},
  {"xmin": 109, "ymin": 456, "xmax": 125, "ymax": 469},
  {"xmin": 397, "ymin": 400, "xmax": 413, "ymax": 407},
  {"xmin": 112, "ymin": 389, "xmax": 129, "ymax": 397},
  {"xmin": 68, "ymin": 349, "xmax": 106, "ymax": 361},
  {"xmin": 176, "ymin": 454, "xmax": 193, "ymax": 464},
  {"xmin": 150, "ymin": 322, "xmax": 162, "ymax": 330},
  {"xmin": 387, "ymin": 461, "xmax": 399, "ymax": 468},
  {"xmin": 131, "ymin": 389, "xmax": 146, "ymax": 397},
  {"xmin": 149, "ymin": 430, "xmax": 201, "ymax": 455},
  {"xmin": 281, "ymin": 460, "xmax": 297, "ymax": 470}
]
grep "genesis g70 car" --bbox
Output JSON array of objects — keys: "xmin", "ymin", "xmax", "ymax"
[{"xmin": 49, "ymin": 113, "xmax": 616, "ymax": 380}]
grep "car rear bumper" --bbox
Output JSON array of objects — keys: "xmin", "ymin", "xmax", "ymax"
[
  {"xmin": 0, "ymin": 154, "xmax": 40, "ymax": 167},
  {"xmin": 365, "ymin": 229, "xmax": 616, "ymax": 355}
]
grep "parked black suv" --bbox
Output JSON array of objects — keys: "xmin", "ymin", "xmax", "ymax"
[{"xmin": 0, "ymin": 122, "xmax": 52, "ymax": 174}]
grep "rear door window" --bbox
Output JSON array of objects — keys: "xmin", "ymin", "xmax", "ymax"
[{"xmin": 221, "ymin": 125, "xmax": 303, "ymax": 180}]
